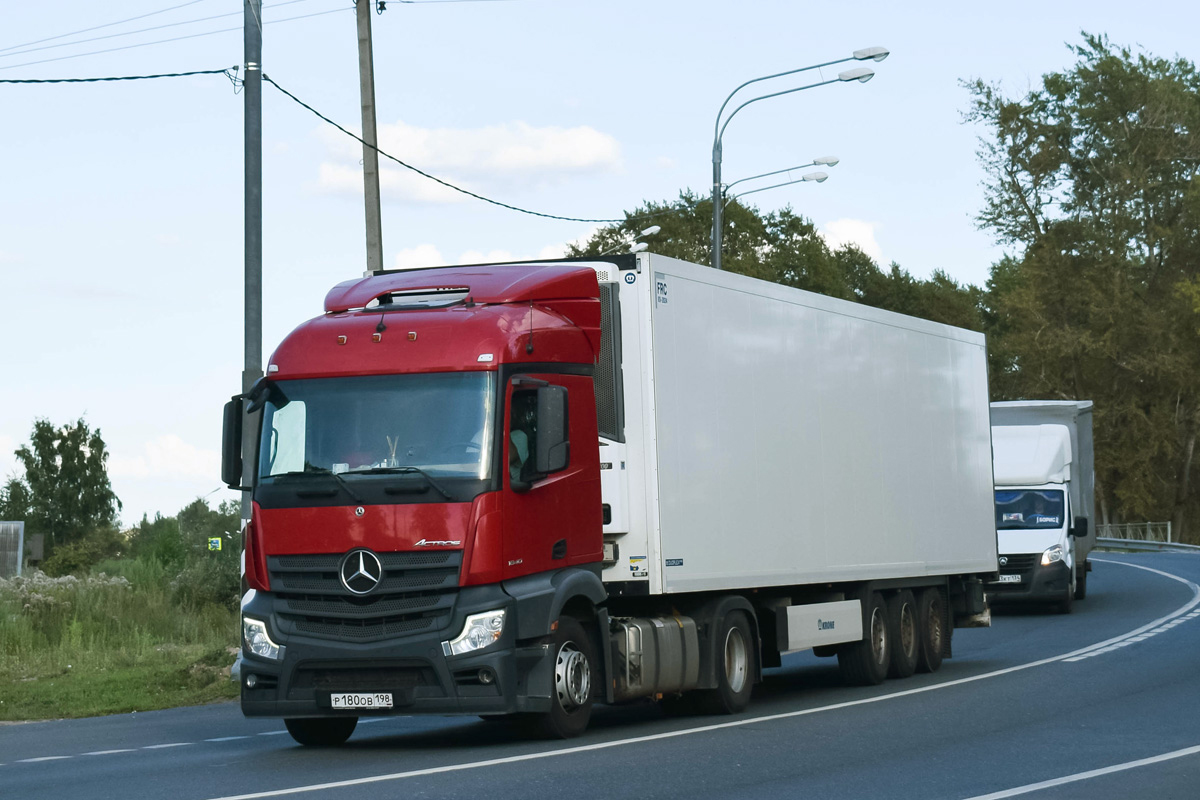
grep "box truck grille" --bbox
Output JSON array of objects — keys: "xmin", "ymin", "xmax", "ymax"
[
  {"xmin": 998, "ymin": 554, "xmax": 1039, "ymax": 573},
  {"xmin": 267, "ymin": 551, "xmax": 461, "ymax": 643}
]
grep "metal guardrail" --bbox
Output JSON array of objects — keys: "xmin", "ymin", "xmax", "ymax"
[
  {"xmin": 1096, "ymin": 522, "xmax": 1172, "ymax": 542},
  {"xmin": 1095, "ymin": 537, "xmax": 1200, "ymax": 553}
]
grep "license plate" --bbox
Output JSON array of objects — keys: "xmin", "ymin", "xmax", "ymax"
[
  {"xmin": 996, "ymin": 574, "xmax": 1022, "ymax": 584},
  {"xmin": 330, "ymin": 692, "xmax": 393, "ymax": 709}
]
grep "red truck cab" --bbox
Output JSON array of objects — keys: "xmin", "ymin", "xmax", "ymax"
[{"xmin": 222, "ymin": 263, "xmax": 607, "ymax": 743}]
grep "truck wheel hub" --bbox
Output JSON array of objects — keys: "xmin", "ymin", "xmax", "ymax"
[{"xmin": 555, "ymin": 644, "xmax": 590, "ymax": 710}]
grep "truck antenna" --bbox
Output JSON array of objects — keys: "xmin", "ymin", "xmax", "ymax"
[{"xmin": 525, "ymin": 300, "xmax": 534, "ymax": 354}]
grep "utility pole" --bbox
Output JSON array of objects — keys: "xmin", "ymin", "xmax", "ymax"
[
  {"xmin": 356, "ymin": 0, "xmax": 384, "ymax": 274},
  {"xmin": 242, "ymin": 0, "xmax": 263, "ymax": 520}
]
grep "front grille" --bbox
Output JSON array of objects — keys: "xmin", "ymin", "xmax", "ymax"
[
  {"xmin": 291, "ymin": 665, "xmax": 433, "ymax": 691},
  {"xmin": 268, "ymin": 551, "xmax": 462, "ymax": 643},
  {"xmin": 998, "ymin": 554, "xmax": 1039, "ymax": 573}
]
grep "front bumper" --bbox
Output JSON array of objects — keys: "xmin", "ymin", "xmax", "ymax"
[
  {"xmin": 987, "ymin": 558, "xmax": 1071, "ymax": 603},
  {"xmin": 239, "ymin": 584, "xmax": 555, "ymax": 718}
]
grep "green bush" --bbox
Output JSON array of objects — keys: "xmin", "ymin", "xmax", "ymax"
[
  {"xmin": 41, "ymin": 526, "xmax": 126, "ymax": 577},
  {"xmin": 171, "ymin": 555, "xmax": 240, "ymax": 611}
]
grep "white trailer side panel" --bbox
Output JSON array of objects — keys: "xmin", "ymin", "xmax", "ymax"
[{"xmin": 644, "ymin": 255, "xmax": 997, "ymax": 594}]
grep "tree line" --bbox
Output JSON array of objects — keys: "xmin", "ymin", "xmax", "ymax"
[{"xmin": 569, "ymin": 34, "xmax": 1200, "ymax": 539}]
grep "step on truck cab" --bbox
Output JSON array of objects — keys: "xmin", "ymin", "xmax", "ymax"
[
  {"xmin": 988, "ymin": 401, "xmax": 1095, "ymax": 612},
  {"xmin": 222, "ymin": 253, "xmax": 998, "ymax": 746}
]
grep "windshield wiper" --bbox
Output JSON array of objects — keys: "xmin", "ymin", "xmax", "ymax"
[
  {"xmin": 269, "ymin": 469, "xmax": 364, "ymax": 504},
  {"xmin": 347, "ymin": 466, "xmax": 456, "ymax": 502}
]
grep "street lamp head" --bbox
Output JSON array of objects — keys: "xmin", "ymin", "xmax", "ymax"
[
  {"xmin": 629, "ymin": 241, "xmax": 650, "ymax": 254},
  {"xmin": 814, "ymin": 156, "xmax": 840, "ymax": 167},
  {"xmin": 838, "ymin": 67, "xmax": 875, "ymax": 83},
  {"xmin": 639, "ymin": 225, "xmax": 662, "ymax": 237},
  {"xmin": 853, "ymin": 46, "xmax": 890, "ymax": 62},
  {"xmin": 802, "ymin": 171, "xmax": 829, "ymax": 183}
]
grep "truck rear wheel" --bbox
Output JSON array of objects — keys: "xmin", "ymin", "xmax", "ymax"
[
  {"xmin": 284, "ymin": 716, "xmax": 357, "ymax": 746},
  {"xmin": 531, "ymin": 616, "xmax": 596, "ymax": 739},
  {"xmin": 886, "ymin": 590, "xmax": 918, "ymax": 679},
  {"xmin": 915, "ymin": 587, "xmax": 945, "ymax": 674},
  {"xmin": 838, "ymin": 592, "xmax": 889, "ymax": 686},
  {"xmin": 694, "ymin": 610, "xmax": 755, "ymax": 714}
]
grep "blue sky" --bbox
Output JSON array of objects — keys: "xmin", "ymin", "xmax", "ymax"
[{"xmin": 1, "ymin": 0, "xmax": 1196, "ymax": 525}]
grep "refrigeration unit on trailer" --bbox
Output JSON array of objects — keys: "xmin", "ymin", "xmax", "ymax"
[
  {"xmin": 222, "ymin": 252, "xmax": 998, "ymax": 745},
  {"xmin": 988, "ymin": 401, "xmax": 1095, "ymax": 611}
]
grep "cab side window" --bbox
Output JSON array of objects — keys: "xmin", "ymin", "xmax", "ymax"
[{"xmin": 509, "ymin": 389, "xmax": 538, "ymax": 484}]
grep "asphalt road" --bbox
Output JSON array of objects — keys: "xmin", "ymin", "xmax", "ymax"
[{"xmin": 4, "ymin": 552, "xmax": 1199, "ymax": 800}]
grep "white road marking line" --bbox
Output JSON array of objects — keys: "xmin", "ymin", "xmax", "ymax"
[
  {"xmin": 1063, "ymin": 559, "xmax": 1200, "ymax": 662},
  {"xmin": 83, "ymin": 749, "xmax": 135, "ymax": 756},
  {"xmin": 257, "ymin": 730, "xmax": 288, "ymax": 736},
  {"xmin": 199, "ymin": 558, "xmax": 1200, "ymax": 800},
  {"xmin": 143, "ymin": 742, "xmax": 192, "ymax": 749},
  {"xmin": 207, "ymin": 736, "xmax": 252, "ymax": 742},
  {"xmin": 961, "ymin": 743, "xmax": 1200, "ymax": 799},
  {"xmin": 17, "ymin": 756, "xmax": 72, "ymax": 763}
]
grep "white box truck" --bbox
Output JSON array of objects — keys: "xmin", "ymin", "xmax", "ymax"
[
  {"xmin": 988, "ymin": 401, "xmax": 1095, "ymax": 612},
  {"xmin": 224, "ymin": 252, "xmax": 999, "ymax": 744}
]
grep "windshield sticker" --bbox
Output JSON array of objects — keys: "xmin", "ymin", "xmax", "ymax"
[
  {"xmin": 629, "ymin": 556, "xmax": 648, "ymax": 577},
  {"xmin": 1033, "ymin": 515, "xmax": 1061, "ymax": 525},
  {"xmin": 665, "ymin": 558, "xmax": 683, "ymax": 567},
  {"xmin": 1002, "ymin": 512, "xmax": 1023, "ymax": 522}
]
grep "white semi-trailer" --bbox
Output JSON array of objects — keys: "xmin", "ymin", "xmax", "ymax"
[
  {"xmin": 988, "ymin": 401, "xmax": 1095, "ymax": 612},
  {"xmin": 226, "ymin": 252, "xmax": 999, "ymax": 744}
]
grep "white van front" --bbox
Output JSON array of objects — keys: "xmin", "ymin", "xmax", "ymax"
[{"xmin": 989, "ymin": 486, "xmax": 1076, "ymax": 609}]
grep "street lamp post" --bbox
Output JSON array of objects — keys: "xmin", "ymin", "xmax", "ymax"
[
  {"xmin": 729, "ymin": 170, "xmax": 829, "ymax": 204},
  {"xmin": 710, "ymin": 48, "xmax": 887, "ymax": 271},
  {"xmin": 723, "ymin": 156, "xmax": 838, "ymax": 199}
]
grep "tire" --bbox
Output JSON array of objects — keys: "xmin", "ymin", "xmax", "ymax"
[
  {"xmin": 530, "ymin": 616, "xmax": 597, "ymax": 739},
  {"xmin": 1074, "ymin": 561, "xmax": 1088, "ymax": 600},
  {"xmin": 886, "ymin": 590, "xmax": 918, "ymax": 679},
  {"xmin": 915, "ymin": 587, "xmax": 945, "ymax": 674},
  {"xmin": 284, "ymin": 716, "xmax": 358, "ymax": 746},
  {"xmin": 694, "ymin": 610, "xmax": 756, "ymax": 714},
  {"xmin": 837, "ymin": 592, "xmax": 889, "ymax": 686},
  {"xmin": 1056, "ymin": 569, "xmax": 1076, "ymax": 614}
]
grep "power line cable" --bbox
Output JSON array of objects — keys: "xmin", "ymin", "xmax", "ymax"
[
  {"xmin": 0, "ymin": 0, "xmax": 214, "ymax": 54},
  {"xmin": 0, "ymin": 8, "xmax": 350, "ymax": 71},
  {"xmin": 263, "ymin": 74, "xmax": 628, "ymax": 224},
  {"xmin": 0, "ymin": 0, "xmax": 322, "ymax": 60},
  {"xmin": 0, "ymin": 67, "xmax": 237, "ymax": 84}
]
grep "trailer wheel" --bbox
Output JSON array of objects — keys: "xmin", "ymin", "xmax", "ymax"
[
  {"xmin": 915, "ymin": 587, "xmax": 944, "ymax": 674},
  {"xmin": 837, "ymin": 592, "xmax": 889, "ymax": 686},
  {"xmin": 886, "ymin": 590, "xmax": 918, "ymax": 679},
  {"xmin": 695, "ymin": 611, "xmax": 755, "ymax": 715},
  {"xmin": 531, "ymin": 616, "xmax": 596, "ymax": 739},
  {"xmin": 1074, "ymin": 562, "xmax": 1088, "ymax": 600},
  {"xmin": 283, "ymin": 716, "xmax": 358, "ymax": 746}
]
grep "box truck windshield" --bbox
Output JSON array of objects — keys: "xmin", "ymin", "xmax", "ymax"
[
  {"xmin": 994, "ymin": 489, "xmax": 1065, "ymax": 530},
  {"xmin": 257, "ymin": 372, "xmax": 497, "ymax": 483}
]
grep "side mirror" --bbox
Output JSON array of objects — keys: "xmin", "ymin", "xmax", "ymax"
[
  {"xmin": 221, "ymin": 397, "xmax": 244, "ymax": 489},
  {"xmin": 1071, "ymin": 516, "xmax": 1089, "ymax": 538},
  {"xmin": 534, "ymin": 386, "xmax": 570, "ymax": 475}
]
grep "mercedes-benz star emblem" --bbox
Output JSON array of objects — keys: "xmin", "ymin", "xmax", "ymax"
[
  {"xmin": 999, "ymin": 556, "xmax": 1009, "ymax": 566},
  {"xmin": 340, "ymin": 549, "xmax": 383, "ymax": 595}
]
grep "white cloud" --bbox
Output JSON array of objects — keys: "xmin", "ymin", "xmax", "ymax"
[
  {"xmin": 317, "ymin": 120, "xmax": 622, "ymax": 203},
  {"xmin": 821, "ymin": 219, "xmax": 885, "ymax": 264},
  {"xmin": 108, "ymin": 435, "xmax": 218, "ymax": 481},
  {"xmin": 457, "ymin": 249, "xmax": 516, "ymax": 265},
  {"xmin": 393, "ymin": 244, "xmax": 447, "ymax": 270}
]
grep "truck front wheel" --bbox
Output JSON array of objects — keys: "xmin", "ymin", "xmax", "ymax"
[
  {"xmin": 284, "ymin": 716, "xmax": 357, "ymax": 746},
  {"xmin": 532, "ymin": 616, "xmax": 596, "ymax": 739}
]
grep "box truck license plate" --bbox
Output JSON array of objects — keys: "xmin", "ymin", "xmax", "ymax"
[
  {"xmin": 330, "ymin": 692, "xmax": 393, "ymax": 709},
  {"xmin": 996, "ymin": 574, "xmax": 1022, "ymax": 584}
]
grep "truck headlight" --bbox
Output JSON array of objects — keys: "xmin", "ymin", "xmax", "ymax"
[
  {"xmin": 442, "ymin": 609, "xmax": 506, "ymax": 657},
  {"xmin": 242, "ymin": 616, "xmax": 282, "ymax": 661},
  {"xmin": 1041, "ymin": 545, "xmax": 1065, "ymax": 567}
]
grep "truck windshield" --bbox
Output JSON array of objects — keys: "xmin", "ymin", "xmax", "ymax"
[
  {"xmin": 257, "ymin": 373, "xmax": 496, "ymax": 482},
  {"xmin": 994, "ymin": 489, "xmax": 1065, "ymax": 530}
]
